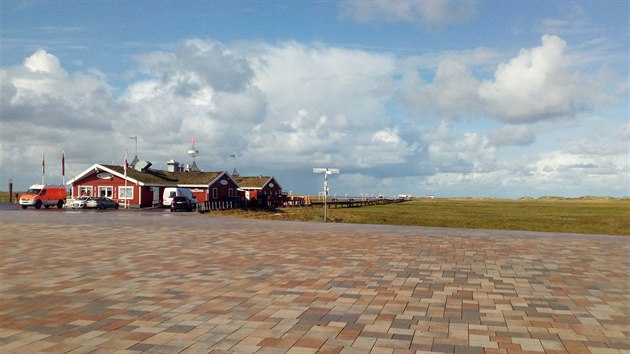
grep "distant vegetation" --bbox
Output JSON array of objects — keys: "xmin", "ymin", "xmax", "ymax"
[
  {"xmin": 0, "ymin": 191, "xmax": 22, "ymax": 203},
  {"xmin": 212, "ymin": 197, "xmax": 630, "ymax": 236}
]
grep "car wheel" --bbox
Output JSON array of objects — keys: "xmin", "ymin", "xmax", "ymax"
[
  {"xmin": 57, "ymin": 200, "xmax": 64, "ymax": 209},
  {"xmin": 21, "ymin": 205, "xmax": 27, "ymax": 209},
  {"xmin": 35, "ymin": 200, "xmax": 42, "ymax": 209},
  {"xmin": 114, "ymin": 204, "xmax": 119, "ymax": 209}
]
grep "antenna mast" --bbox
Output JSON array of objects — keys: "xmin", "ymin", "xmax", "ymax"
[{"xmin": 188, "ymin": 138, "xmax": 200, "ymax": 172}]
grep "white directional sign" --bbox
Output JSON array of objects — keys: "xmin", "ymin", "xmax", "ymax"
[
  {"xmin": 313, "ymin": 168, "xmax": 340, "ymax": 174},
  {"xmin": 313, "ymin": 167, "xmax": 341, "ymax": 222}
]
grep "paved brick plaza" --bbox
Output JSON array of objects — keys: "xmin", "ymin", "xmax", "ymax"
[{"xmin": 0, "ymin": 209, "xmax": 628, "ymax": 353}]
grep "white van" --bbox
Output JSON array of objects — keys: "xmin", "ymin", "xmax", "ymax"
[{"xmin": 163, "ymin": 187, "xmax": 196, "ymax": 208}]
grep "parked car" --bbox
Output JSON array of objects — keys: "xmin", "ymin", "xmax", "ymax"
[
  {"xmin": 86, "ymin": 197, "xmax": 119, "ymax": 209},
  {"xmin": 163, "ymin": 187, "xmax": 197, "ymax": 208},
  {"xmin": 71, "ymin": 196, "xmax": 90, "ymax": 209},
  {"xmin": 170, "ymin": 196, "xmax": 193, "ymax": 212}
]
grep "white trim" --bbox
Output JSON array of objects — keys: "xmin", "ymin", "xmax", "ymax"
[
  {"xmin": 66, "ymin": 164, "xmax": 143, "ymax": 186},
  {"xmin": 119, "ymin": 186, "xmax": 133, "ymax": 200},
  {"xmin": 98, "ymin": 186, "xmax": 113, "ymax": 198}
]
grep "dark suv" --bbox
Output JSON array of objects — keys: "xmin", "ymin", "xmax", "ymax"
[{"xmin": 170, "ymin": 196, "xmax": 193, "ymax": 212}]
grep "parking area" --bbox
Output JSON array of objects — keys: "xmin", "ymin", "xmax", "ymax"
[{"xmin": 0, "ymin": 206, "xmax": 628, "ymax": 353}]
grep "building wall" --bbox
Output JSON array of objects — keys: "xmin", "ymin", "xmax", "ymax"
[
  {"xmin": 71, "ymin": 172, "xmax": 141, "ymax": 206},
  {"xmin": 207, "ymin": 176, "xmax": 239, "ymax": 201},
  {"xmin": 261, "ymin": 180, "xmax": 282, "ymax": 198}
]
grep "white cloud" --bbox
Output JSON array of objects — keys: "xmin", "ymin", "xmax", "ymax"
[
  {"xmin": 1, "ymin": 36, "xmax": 627, "ymax": 198},
  {"xmin": 23, "ymin": 49, "xmax": 65, "ymax": 75},
  {"xmin": 479, "ymin": 35, "xmax": 579, "ymax": 122}
]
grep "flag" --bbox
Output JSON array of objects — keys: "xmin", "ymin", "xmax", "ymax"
[
  {"xmin": 124, "ymin": 153, "xmax": 128, "ymax": 176},
  {"xmin": 61, "ymin": 151, "xmax": 65, "ymax": 177}
]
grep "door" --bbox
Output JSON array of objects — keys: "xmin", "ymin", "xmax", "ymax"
[{"xmin": 152, "ymin": 187, "xmax": 160, "ymax": 207}]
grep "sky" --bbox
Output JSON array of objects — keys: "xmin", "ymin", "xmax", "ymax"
[{"xmin": 1, "ymin": 0, "xmax": 628, "ymax": 198}]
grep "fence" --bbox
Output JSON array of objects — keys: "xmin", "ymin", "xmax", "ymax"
[{"xmin": 197, "ymin": 200, "xmax": 246, "ymax": 213}]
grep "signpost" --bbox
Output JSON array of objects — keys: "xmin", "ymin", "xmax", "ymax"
[{"xmin": 313, "ymin": 168, "xmax": 340, "ymax": 222}]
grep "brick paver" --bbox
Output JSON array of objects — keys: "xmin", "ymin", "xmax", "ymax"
[{"xmin": 0, "ymin": 209, "xmax": 628, "ymax": 353}]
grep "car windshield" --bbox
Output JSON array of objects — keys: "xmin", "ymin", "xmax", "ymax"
[
  {"xmin": 77, "ymin": 196, "xmax": 89, "ymax": 200},
  {"xmin": 26, "ymin": 188, "xmax": 41, "ymax": 194}
]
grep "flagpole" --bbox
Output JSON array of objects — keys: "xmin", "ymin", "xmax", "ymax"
[
  {"xmin": 124, "ymin": 151, "xmax": 128, "ymax": 209},
  {"xmin": 42, "ymin": 152, "xmax": 46, "ymax": 185},
  {"xmin": 62, "ymin": 151, "xmax": 65, "ymax": 186}
]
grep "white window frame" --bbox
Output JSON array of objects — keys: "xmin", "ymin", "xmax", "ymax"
[
  {"xmin": 228, "ymin": 188, "xmax": 234, "ymax": 197},
  {"xmin": 119, "ymin": 186, "xmax": 133, "ymax": 200},
  {"xmin": 98, "ymin": 186, "xmax": 113, "ymax": 198},
  {"xmin": 78, "ymin": 186, "xmax": 92, "ymax": 197}
]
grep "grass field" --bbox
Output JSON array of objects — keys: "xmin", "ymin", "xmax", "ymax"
[
  {"xmin": 2, "ymin": 191, "xmax": 628, "ymax": 235},
  {"xmin": 0, "ymin": 191, "xmax": 22, "ymax": 203},
  {"xmin": 211, "ymin": 198, "xmax": 630, "ymax": 236}
]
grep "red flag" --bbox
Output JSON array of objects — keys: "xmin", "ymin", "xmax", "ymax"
[{"xmin": 61, "ymin": 151, "xmax": 65, "ymax": 177}]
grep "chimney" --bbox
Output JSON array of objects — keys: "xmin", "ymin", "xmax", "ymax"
[{"xmin": 166, "ymin": 160, "xmax": 180, "ymax": 173}]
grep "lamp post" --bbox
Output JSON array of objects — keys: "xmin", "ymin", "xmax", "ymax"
[{"xmin": 313, "ymin": 168, "xmax": 340, "ymax": 222}]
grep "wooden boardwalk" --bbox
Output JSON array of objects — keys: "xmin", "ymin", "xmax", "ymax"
[{"xmin": 310, "ymin": 197, "xmax": 406, "ymax": 208}]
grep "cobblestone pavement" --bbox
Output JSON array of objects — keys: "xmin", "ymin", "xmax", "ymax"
[{"xmin": 0, "ymin": 208, "xmax": 628, "ymax": 353}]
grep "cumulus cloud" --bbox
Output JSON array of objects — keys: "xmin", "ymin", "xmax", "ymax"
[
  {"xmin": 1, "ymin": 35, "xmax": 626, "ymax": 197},
  {"xmin": 479, "ymin": 35, "xmax": 581, "ymax": 122},
  {"xmin": 397, "ymin": 34, "xmax": 616, "ymax": 126},
  {"xmin": 340, "ymin": 0, "xmax": 478, "ymax": 26},
  {"xmin": 1, "ymin": 50, "xmax": 121, "ymax": 186},
  {"xmin": 23, "ymin": 49, "xmax": 65, "ymax": 74}
]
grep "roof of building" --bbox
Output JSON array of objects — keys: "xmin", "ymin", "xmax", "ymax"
[
  {"xmin": 103, "ymin": 165, "xmax": 225, "ymax": 185},
  {"xmin": 67, "ymin": 164, "xmax": 230, "ymax": 186},
  {"xmin": 234, "ymin": 176, "xmax": 277, "ymax": 189}
]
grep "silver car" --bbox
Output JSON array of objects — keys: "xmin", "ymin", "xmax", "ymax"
[{"xmin": 71, "ymin": 196, "xmax": 90, "ymax": 209}]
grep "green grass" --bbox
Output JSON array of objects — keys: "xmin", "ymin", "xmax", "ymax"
[
  {"xmin": 212, "ymin": 198, "xmax": 630, "ymax": 236},
  {"xmin": 3, "ymin": 190, "xmax": 627, "ymax": 235}
]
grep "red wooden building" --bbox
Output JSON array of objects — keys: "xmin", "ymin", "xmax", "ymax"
[
  {"xmin": 234, "ymin": 175, "xmax": 286, "ymax": 207},
  {"xmin": 66, "ymin": 164, "xmax": 239, "ymax": 208}
]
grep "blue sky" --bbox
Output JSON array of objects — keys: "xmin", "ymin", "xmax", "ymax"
[{"xmin": 1, "ymin": 0, "xmax": 628, "ymax": 197}]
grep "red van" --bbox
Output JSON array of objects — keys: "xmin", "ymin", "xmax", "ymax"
[{"xmin": 19, "ymin": 184, "xmax": 67, "ymax": 209}]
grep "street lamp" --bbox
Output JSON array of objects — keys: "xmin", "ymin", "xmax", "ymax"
[{"xmin": 313, "ymin": 168, "xmax": 340, "ymax": 222}]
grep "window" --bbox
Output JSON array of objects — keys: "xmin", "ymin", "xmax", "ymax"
[
  {"xmin": 228, "ymin": 188, "xmax": 234, "ymax": 197},
  {"xmin": 212, "ymin": 188, "xmax": 218, "ymax": 199},
  {"xmin": 119, "ymin": 187, "xmax": 133, "ymax": 200},
  {"xmin": 98, "ymin": 186, "xmax": 113, "ymax": 198},
  {"xmin": 79, "ymin": 186, "xmax": 92, "ymax": 196}
]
